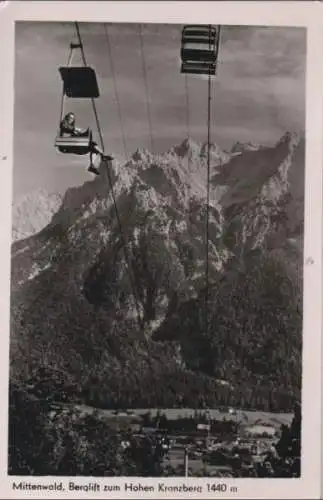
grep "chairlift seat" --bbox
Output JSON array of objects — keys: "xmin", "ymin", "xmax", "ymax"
[
  {"xmin": 55, "ymin": 134, "xmax": 91, "ymax": 155},
  {"xmin": 181, "ymin": 61, "xmax": 217, "ymax": 76},
  {"xmin": 59, "ymin": 66, "xmax": 100, "ymax": 98},
  {"xmin": 181, "ymin": 48, "xmax": 218, "ymax": 64}
]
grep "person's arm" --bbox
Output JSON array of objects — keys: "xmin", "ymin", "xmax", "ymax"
[{"xmin": 74, "ymin": 126, "xmax": 87, "ymax": 135}]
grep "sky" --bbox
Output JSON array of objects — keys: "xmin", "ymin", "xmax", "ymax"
[{"xmin": 13, "ymin": 22, "xmax": 306, "ymax": 201}]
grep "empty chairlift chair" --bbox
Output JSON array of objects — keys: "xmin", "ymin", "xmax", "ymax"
[{"xmin": 180, "ymin": 25, "xmax": 220, "ymax": 76}]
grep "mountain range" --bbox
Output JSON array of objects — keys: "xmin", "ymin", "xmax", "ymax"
[{"xmin": 10, "ymin": 132, "xmax": 304, "ymax": 412}]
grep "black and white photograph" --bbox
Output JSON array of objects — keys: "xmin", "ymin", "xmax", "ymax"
[{"xmin": 3, "ymin": 3, "xmax": 320, "ymax": 492}]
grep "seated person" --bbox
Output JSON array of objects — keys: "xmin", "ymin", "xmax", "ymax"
[
  {"xmin": 60, "ymin": 112, "xmax": 113, "ymax": 175},
  {"xmin": 60, "ymin": 112, "xmax": 90, "ymax": 137}
]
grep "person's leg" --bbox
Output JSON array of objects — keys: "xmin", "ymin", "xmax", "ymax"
[
  {"xmin": 92, "ymin": 143, "xmax": 104, "ymax": 157},
  {"xmin": 91, "ymin": 141, "xmax": 114, "ymax": 160},
  {"xmin": 87, "ymin": 150, "xmax": 100, "ymax": 176}
]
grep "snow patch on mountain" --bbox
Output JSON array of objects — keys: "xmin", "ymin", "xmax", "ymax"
[
  {"xmin": 218, "ymin": 133, "xmax": 304, "ymax": 254},
  {"xmin": 230, "ymin": 141, "xmax": 262, "ymax": 154},
  {"xmin": 12, "ymin": 189, "xmax": 62, "ymax": 242}
]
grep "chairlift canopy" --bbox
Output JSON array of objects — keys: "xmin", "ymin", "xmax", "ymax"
[
  {"xmin": 59, "ymin": 66, "xmax": 100, "ymax": 98},
  {"xmin": 182, "ymin": 25, "xmax": 218, "ymax": 37}
]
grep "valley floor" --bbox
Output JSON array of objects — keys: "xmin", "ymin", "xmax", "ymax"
[{"xmin": 73, "ymin": 404, "xmax": 294, "ymax": 428}]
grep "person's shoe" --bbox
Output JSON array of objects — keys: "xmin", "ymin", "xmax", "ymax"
[{"xmin": 88, "ymin": 164, "xmax": 100, "ymax": 176}]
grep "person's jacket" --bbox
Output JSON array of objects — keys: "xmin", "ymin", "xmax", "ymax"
[{"xmin": 60, "ymin": 119, "xmax": 87, "ymax": 137}]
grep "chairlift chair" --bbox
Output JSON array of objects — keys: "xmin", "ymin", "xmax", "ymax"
[
  {"xmin": 54, "ymin": 42, "xmax": 100, "ymax": 155},
  {"xmin": 180, "ymin": 24, "xmax": 220, "ymax": 76}
]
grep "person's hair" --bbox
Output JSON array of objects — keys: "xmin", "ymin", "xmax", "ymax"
[{"xmin": 65, "ymin": 112, "xmax": 75, "ymax": 121}]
